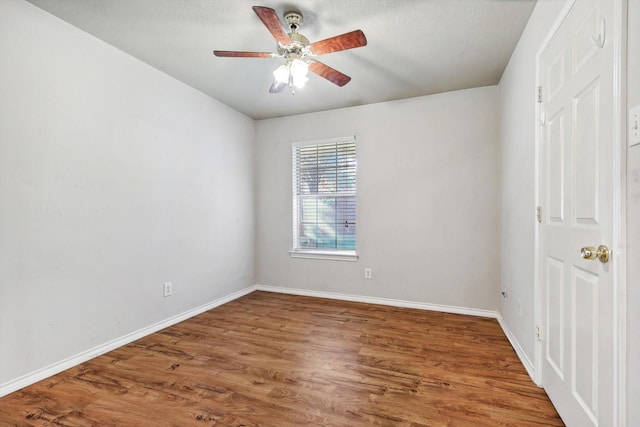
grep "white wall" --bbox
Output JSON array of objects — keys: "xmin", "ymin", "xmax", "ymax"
[
  {"xmin": 626, "ymin": 0, "xmax": 640, "ymax": 422},
  {"xmin": 497, "ymin": 0, "xmax": 565, "ymax": 370},
  {"xmin": 0, "ymin": 0, "xmax": 255, "ymax": 390},
  {"xmin": 256, "ymin": 86, "xmax": 500, "ymax": 311}
]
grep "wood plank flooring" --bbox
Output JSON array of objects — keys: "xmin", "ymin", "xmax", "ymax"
[{"xmin": 0, "ymin": 291, "xmax": 564, "ymax": 426}]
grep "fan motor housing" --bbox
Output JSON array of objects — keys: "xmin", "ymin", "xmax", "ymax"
[
  {"xmin": 288, "ymin": 32, "xmax": 309, "ymax": 47},
  {"xmin": 278, "ymin": 10, "xmax": 310, "ymax": 58},
  {"xmin": 284, "ymin": 11, "xmax": 303, "ymax": 29},
  {"xmin": 278, "ymin": 32, "xmax": 310, "ymax": 58}
]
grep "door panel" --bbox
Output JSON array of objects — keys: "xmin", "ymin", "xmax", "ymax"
[
  {"xmin": 547, "ymin": 109, "xmax": 565, "ymax": 223},
  {"xmin": 574, "ymin": 3, "xmax": 600, "ymax": 72},
  {"xmin": 538, "ymin": 0, "xmax": 616, "ymax": 425},
  {"xmin": 545, "ymin": 256, "xmax": 565, "ymax": 378},
  {"xmin": 548, "ymin": 53, "xmax": 566, "ymax": 101},
  {"xmin": 573, "ymin": 78, "xmax": 600, "ymax": 224},
  {"xmin": 572, "ymin": 266, "xmax": 598, "ymax": 421}
]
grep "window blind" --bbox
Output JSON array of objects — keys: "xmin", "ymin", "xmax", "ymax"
[{"xmin": 292, "ymin": 137, "xmax": 357, "ymax": 252}]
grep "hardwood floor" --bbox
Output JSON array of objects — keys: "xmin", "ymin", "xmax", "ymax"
[{"xmin": 0, "ymin": 291, "xmax": 563, "ymax": 426}]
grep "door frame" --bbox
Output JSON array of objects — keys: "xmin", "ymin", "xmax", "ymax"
[{"xmin": 533, "ymin": 0, "xmax": 628, "ymax": 425}]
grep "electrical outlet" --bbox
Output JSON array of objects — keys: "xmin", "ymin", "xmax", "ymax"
[
  {"xmin": 630, "ymin": 104, "xmax": 640, "ymax": 146},
  {"xmin": 516, "ymin": 298, "xmax": 522, "ymax": 316},
  {"xmin": 364, "ymin": 268, "xmax": 372, "ymax": 279},
  {"xmin": 163, "ymin": 282, "xmax": 172, "ymax": 297}
]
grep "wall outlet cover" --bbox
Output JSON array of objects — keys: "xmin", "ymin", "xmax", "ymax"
[
  {"xmin": 163, "ymin": 282, "xmax": 172, "ymax": 297},
  {"xmin": 630, "ymin": 104, "xmax": 640, "ymax": 147}
]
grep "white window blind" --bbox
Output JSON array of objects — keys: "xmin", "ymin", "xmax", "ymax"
[{"xmin": 292, "ymin": 137, "xmax": 357, "ymax": 257}]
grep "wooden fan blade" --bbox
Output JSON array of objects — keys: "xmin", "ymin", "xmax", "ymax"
[
  {"xmin": 309, "ymin": 61, "xmax": 351, "ymax": 87},
  {"xmin": 252, "ymin": 6, "xmax": 291, "ymax": 46},
  {"xmin": 269, "ymin": 80, "xmax": 287, "ymax": 93},
  {"xmin": 214, "ymin": 50, "xmax": 273, "ymax": 58},
  {"xmin": 310, "ymin": 30, "xmax": 367, "ymax": 55}
]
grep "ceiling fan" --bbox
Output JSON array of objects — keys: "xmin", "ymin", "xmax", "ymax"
[{"xmin": 213, "ymin": 6, "xmax": 367, "ymax": 94}]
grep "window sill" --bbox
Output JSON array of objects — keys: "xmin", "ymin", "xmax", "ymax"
[{"xmin": 289, "ymin": 250, "xmax": 359, "ymax": 262}]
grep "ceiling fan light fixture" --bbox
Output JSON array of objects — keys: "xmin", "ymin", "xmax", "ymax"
[
  {"xmin": 293, "ymin": 74, "xmax": 309, "ymax": 89},
  {"xmin": 290, "ymin": 59, "xmax": 309, "ymax": 88},
  {"xmin": 272, "ymin": 59, "xmax": 309, "ymax": 90},
  {"xmin": 273, "ymin": 63, "xmax": 290, "ymax": 84}
]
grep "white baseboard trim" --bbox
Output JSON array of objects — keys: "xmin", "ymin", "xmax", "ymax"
[
  {"xmin": 0, "ymin": 285, "xmax": 257, "ymax": 398},
  {"xmin": 496, "ymin": 314, "xmax": 538, "ymax": 384},
  {"xmin": 255, "ymin": 284, "xmax": 499, "ymax": 319}
]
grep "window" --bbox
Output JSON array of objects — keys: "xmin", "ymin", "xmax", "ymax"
[{"xmin": 291, "ymin": 136, "xmax": 357, "ymax": 261}]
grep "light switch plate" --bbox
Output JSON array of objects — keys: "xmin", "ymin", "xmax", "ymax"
[{"xmin": 630, "ymin": 104, "xmax": 640, "ymax": 147}]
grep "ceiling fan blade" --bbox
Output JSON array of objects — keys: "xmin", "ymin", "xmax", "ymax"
[
  {"xmin": 213, "ymin": 50, "xmax": 273, "ymax": 58},
  {"xmin": 269, "ymin": 80, "xmax": 287, "ymax": 93},
  {"xmin": 309, "ymin": 61, "xmax": 352, "ymax": 87},
  {"xmin": 252, "ymin": 6, "xmax": 291, "ymax": 46},
  {"xmin": 310, "ymin": 30, "xmax": 367, "ymax": 55}
]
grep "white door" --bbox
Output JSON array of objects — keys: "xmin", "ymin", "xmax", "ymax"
[{"xmin": 538, "ymin": 0, "xmax": 618, "ymax": 425}]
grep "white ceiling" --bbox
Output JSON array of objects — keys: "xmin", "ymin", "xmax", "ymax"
[{"xmin": 26, "ymin": 0, "xmax": 536, "ymax": 120}]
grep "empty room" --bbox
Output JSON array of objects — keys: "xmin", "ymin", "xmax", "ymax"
[{"xmin": 0, "ymin": 0, "xmax": 638, "ymax": 425}]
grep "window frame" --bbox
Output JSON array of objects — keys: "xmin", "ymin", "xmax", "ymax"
[{"xmin": 290, "ymin": 136, "xmax": 358, "ymax": 262}]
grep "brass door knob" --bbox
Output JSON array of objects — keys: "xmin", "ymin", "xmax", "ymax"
[{"xmin": 580, "ymin": 245, "xmax": 610, "ymax": 263}]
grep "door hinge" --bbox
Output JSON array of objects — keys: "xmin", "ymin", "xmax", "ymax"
[
  {"xmin": 537, "ymin": 86, "xmax": 543, "ymax": 103},
  {"xmin": 536, "ymin": 325, "xmax": 544, "ymax": 341},
  {"xmin": 536, "ymin": 206, "xmax": 542, "ymax": 223}
]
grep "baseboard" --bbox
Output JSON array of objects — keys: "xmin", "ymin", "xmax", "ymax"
[
  {"xmin": 496, "ymin": 314, "xmax": 538, "ymax": 384},
  {"xmin": 0, "ymin": 285, "xmax": 257, "ymax": 398},
  {"xmin": 254, "ymin": 284, "xmax": 499, "ymax": 318}
]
